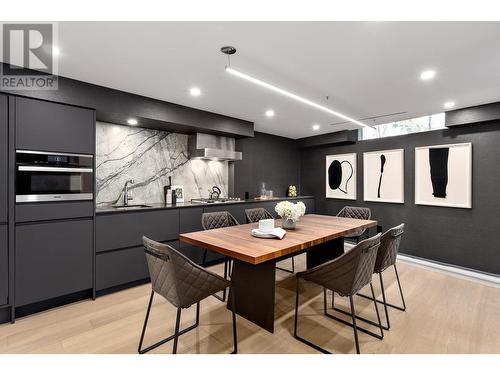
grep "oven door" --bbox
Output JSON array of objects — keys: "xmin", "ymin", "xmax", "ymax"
[{"xmin": 16, "ymin": 166, "xmax": 94, "ymax": 203}]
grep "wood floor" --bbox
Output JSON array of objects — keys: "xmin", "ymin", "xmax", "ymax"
[{"xmin": 1, "ymin": 255, "xmax": 499, "ymax": 354}]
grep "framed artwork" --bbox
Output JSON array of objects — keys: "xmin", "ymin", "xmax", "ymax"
[
  {"xmin": 415, "ymin": 143, "xmax": 472, "ymax": 208},
  {"xmin": 326, "ymin": 153, "xmax": 357, "ymax": 200},
  {"xmin": 170, "ymin": 185, "xmax": 184, "ymax": 203},
  {"xmin": 363, "ymin": 149, "xmax": 404, "ymax": 203}
]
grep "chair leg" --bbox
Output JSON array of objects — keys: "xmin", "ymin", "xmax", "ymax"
[
  {"xmin": 370, "ymin": 282, "xmax": 384, "ymax": 339},
  {"xmin": 276, "ymin": 256, "xmax": 295, "ymax": 273},
  {"xmin": 327, "ymin": 291, "xmax": 384, "ymax": 339},
  {"xmin": 138, "ymin": 292, "xmax": 199, "ymax": 354},
  {"xmin": 202, "ymin": 249, "xmax": 208, "ymax": 266},
  {"xmin": 293, "ymin": 278, "xmax": 331, "ymax": 354},
  {"xmin": 379, "ymin": 272, "xmax": 390, "ymax": 329},
  {"xmin": 230, "ymin": 286, "xmax": 238, "ymax": 354},
  {"xmin": 172, "ymin": 307, "xmax": 182, "ymax": 354},
  {"xmin": 394, "ymin": 264, "xmax": 407, "ymax": 311},
  {"xmin": 212, "ymin": 257, "xmax": 229, "ymax": 302},
  {"xmin": 349, "ymin": 296, "xmax": 360, "ymax": 354}
]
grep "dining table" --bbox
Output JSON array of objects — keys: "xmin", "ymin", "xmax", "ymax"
[{"xmin": 179, "ymin": 214, "xmax": 377, "ymax": 333}]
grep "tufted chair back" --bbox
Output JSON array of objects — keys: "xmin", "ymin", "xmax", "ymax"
[
  {"xmin": 201, "ymin": 211, "xmax": 239, "ymax": 230},
  {"xmin": 245, "ymin": 207, "xmax": 274, "ymax": 223},
  {"xmin": 337, "ymin": 206, "xmax": 372, "ymax": 237},
  {"xmin": 300, "ymin": 233, "xmax": 381, "ymax": 296},
  {"xmin": 142, "ymin": 236, "xmax": 231, "ymax": 308},
  {"xmin": 374, "ymin": 223, "xmax": 405, "ymax": 273}
]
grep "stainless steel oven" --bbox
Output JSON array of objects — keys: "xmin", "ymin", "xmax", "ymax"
[{"xmin": 16, "ymin": 150, "xmax": 94, "ymax": 203}]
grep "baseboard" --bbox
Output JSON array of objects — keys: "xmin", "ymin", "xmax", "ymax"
[
  {"xmin": 343, "ymin": 242, "xmax": 500, "ymax": 287},
  {"xmin": 397, "ymin": 254, "xmax": 500, "ymax": 288}
]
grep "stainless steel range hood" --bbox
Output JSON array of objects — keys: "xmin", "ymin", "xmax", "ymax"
[{"xmin": 188, "ymin": 133, "xmax": 242, "ymax": 161}]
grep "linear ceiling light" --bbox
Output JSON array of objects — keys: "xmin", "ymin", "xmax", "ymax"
[{"xmin": 224, "ymin": 66, "xmax": 372, "ymax": 129}]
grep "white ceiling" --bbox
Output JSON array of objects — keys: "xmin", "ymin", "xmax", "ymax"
[{"xmin": 55, "ymin": 22, "xmax": 500, "ymax": 139}]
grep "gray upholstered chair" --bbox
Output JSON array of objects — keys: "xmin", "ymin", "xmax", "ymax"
[
  {"xmin": 245, "ymin": 207, "xmax": 295, "ymax": 273},
  {"xmin": 138, "ymin": 237, "xmax": 237, "ymax": 354},
  {"xmin": 294, "ymin": 233, "xmax": 382, "ymax": 354},
  {"xmin": 336, "ymin": 206, "xmax": 372, "ymax": 243},
  {"xmin": 201, "ymin": 211, "xmax": 239, "ymax": 302},
  {"xmin": 356, "ymin": 223, "xmax": 406, "ymax": 330}
]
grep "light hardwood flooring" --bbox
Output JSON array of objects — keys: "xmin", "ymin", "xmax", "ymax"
[{"xmin": 0, "ymin": 255, "xmax": 499, "ymax": 354}]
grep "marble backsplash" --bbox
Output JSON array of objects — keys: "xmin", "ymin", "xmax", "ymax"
[{"xmin": 95, "ymin": 122, "xmax": 228, "ymax": 206}]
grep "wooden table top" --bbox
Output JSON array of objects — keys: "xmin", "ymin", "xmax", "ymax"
[{"xmin": 179, "ymin": 214, "xmax": 377, "ymax": 265}]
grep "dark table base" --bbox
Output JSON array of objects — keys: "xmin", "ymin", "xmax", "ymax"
[{"xmin": 227, "ymin": 237, "xmax": 344, "ymax": 333}]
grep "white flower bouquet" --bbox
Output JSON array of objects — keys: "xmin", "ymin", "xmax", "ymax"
[{"xmin": 275, "ymin": 201, "xmax": 306, "ymax": 229}]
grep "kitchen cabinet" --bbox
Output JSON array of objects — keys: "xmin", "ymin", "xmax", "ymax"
[
  {"xmin": 0, "ymin": 94, "xmax": 7, "ymax": 224},
  {"xmin": 16, "ymin": 201, "xmax": 94, "ymax": 223},
  {"xmin": 15, "ymin": 97, "xmax": 95, "ymax": 154},
  {"xmin": 0, "ymin": 225, "xmax": 7, "ymax": 306},
  {"xmin": 179, "ymin": 207, "xmax": 211, "ymax": 264},
  {"xmin": 96, "ymin": 209, "xmax": 179, "ymax": 252},
  {"xmin": 15, "ymin": 219, "xmax": 93, "ymax": 306}
]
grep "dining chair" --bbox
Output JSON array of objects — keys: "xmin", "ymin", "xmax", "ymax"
[
  {"xmin": 336, "ymin": 206, "xmax": 372, "ymax": 243},
  {"xmin": 355, "ymin": 223, "xmax": 406, "ymax": 330},
  {"xmin": 201, "ymin": 211, "xmax": 239, "ymax": 302},
  {"xmin": 245, "ymin": 207, "xmax": 295, "ymax": 273},
  {"xmin": 138, "ymin": 236, "xmax": 238, "ymax": 354},
  {"xmin": 294, "ymin": 233, "xmax": 383, "ymax": 354}
]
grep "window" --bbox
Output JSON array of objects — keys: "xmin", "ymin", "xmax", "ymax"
[{"xmin": 359, "ymin": 113, "xmax": 446, "ymax": 140}]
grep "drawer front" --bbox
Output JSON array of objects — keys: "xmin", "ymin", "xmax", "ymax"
[
  {"xmin": 0, "ymin": 225, "xmax": 7, "ymax": 305},
  {"xmin": 96, "ymin": 209, "xmax": 179, "ymax": 252},
  {"xmin": 15, "ymin": 97, "xmax": 95, "ymax": 154},
  {"xmin": 15, "ymin": 219, "xmax": 93, "ymax": 306},
  {"xmin": 16, "ymin": 201, "xmax": 94, "ymax": 223},
  {"xmin": 96, "ymin": 240, "xmax": 178, "ymax": 291}
]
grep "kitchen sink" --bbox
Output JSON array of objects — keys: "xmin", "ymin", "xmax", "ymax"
[{"xmin": 112, "ymin": 204, "xmax": 152, "ymax": 210}]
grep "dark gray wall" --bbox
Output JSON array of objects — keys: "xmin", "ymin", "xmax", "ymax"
[
  {"xmin": 234, "ymin": 132, "xmax": 300, "ymax": 198},
  {"xmin": 300, "ymin": 122, "xmax": 500, "ymax": 275}
]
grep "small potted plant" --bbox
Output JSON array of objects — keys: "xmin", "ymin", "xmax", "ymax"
[{"xmin": 274, "ymin": 201, "xmax": 306, "ymax": 229}]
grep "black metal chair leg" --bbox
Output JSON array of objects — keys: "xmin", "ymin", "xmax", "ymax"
[
  {"xmin": 138, "ymin": 290, "xmax": 155, "ymax": 353},
  {"xmin": 323, "ymin": 288, "xmax": 328, "ymax": 315},
  {"xmin": 293, "ymin": 278, "xmax": 331, "ymax": 354},
  {"xmin": 211, "ymin": 257, "xmax": 229, "ymax": 302},
  {"xmin": 394, "ymin": 264, "xmax": 406, "ymax": 310},
  {"xmin": 230, "ymin": 286, "xmax": 238, "ymax": 354},
  {"xmin": 370, "ymin": 282, "xmax": 384, "ymax": 339},
  {"xmin": 379, "ymin": 272, "xmax": 390, "ymax": 329},
  {"xmin": 202, "ymin": 249, "xmax": 208, "ymax": 266},
  {"xmin": 138, "ymin": 293, "xmax": 199, "ymax": 354},
  {"xmin": 276, "ymin": 256, "xmax": 295, "ymax": 273},
  {"xmin": 349, "ymin": 296, "xmax": 360, "ymax": 354},
  {"xmin": 172, "ymin": 307, "xmax": 182, "ymax": 354}
]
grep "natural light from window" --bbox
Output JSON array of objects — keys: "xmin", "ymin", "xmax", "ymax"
[{"xmin": 359, "ymin": 113, "xmax": 446, "ymax": 140}]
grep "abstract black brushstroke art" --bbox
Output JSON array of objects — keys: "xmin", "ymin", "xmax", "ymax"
[
  {"xmin": 429, "ymin": 147, "xmax": 449, "ymax": 198},
  {"xmin": 377, "ymin": 154, "xmax": 386, "ymax": 198},
  {"xmin": 328, "ymin": 159, "xmax": 353, "ymax": 194}
]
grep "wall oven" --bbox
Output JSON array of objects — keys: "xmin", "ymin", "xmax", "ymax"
[{"xmin": 16, "ymin": 150, "xmax": 94, "ymax": 203}]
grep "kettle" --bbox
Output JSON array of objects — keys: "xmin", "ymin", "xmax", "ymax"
[{"xmin": 209, "ymin": 186, "xmax": 221, "ymax": 200}]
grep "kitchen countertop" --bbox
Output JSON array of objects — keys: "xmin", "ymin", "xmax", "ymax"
[{"xmin": 95, "ymin": 196, "xmax": 314, "ymax": 214}]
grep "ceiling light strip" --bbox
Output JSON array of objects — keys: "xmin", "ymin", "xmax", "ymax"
[{"xmin": 225, "ymin": 66, "xmax": 373, "ymax": 129}]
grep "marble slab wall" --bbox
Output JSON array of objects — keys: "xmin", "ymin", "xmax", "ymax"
[{"xmin": 96, "ymin": 122, "xmax": 228, "ymax": 206}]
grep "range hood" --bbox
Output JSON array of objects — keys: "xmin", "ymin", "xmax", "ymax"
[{"xmin": 188, "ymin": 133, "xmax": 242, "ymax": 161}]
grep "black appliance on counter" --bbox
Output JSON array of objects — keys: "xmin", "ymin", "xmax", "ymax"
[{"xmin": 16, "ymin": 150, "xmax": 94, "ymax": 203}]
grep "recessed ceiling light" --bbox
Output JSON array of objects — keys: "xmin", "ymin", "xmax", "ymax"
[
  {"xmin": 265, "ymin": 109, "xmax": 275, "ymax": 118},
  {"xmin": 420, "ymin": 70, "xmax": 436, "ymax": 81},
  {"xmin": 443, "ymin": 101, "xmax": 455, "ymax": 109},
  {"xmin": 53, "ymin": 46, "xmax": 60, "ymax": 56},
  {"xmin": 312, "ymin": 124, "xmax": 320, "ymax": 131},
  {"xmin": 190, "ymin": 87, "xmax": 201, "ymax": 97},
  {"xmin": 127, "ymin": 118, "xmax": 138, "ymax": 125}
]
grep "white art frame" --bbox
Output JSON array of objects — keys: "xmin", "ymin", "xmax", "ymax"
[
  {"xmin": 363, "ymin": 149, "xmax": 404, "ymax": 204},
  {"xmin": 325, "ymin": 153, "xmax": 357, "ymax": 200},
  {"xmin": 415, "ymin": 142, "xmax": 472, "ymax": 208},
  {"xmin": 170, "ymin": 185, "xmax": 185, "ymax": 203}
]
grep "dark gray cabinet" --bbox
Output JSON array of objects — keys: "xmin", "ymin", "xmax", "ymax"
[
  {"xmin": 15, "ymin": 97, "xmax": 95, "ymax": 154},
  {"xmin": 96, "ymin": 209, "xmax": 179, "ymax": 252},
  {"xmin": 16, "ymin": 201, "xmax": 94, "ymax": 223},
  {"xmin": 179, "ymin": 207, "xmax": 206, "ymax": 264},
  {"xmin": 96, "ymin": 241, "xmax": 178, "ymax": 292},
  {"xmin": 15, "ymin": 219, "xmax": 93, "ymax": 306},
  {"xmin": 0, "ymin": 94, "xmax": 7, "ymax": 223},
  {"xmin": 0, "ymin": 225, "xmax": 7, "ymax": 306}
]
